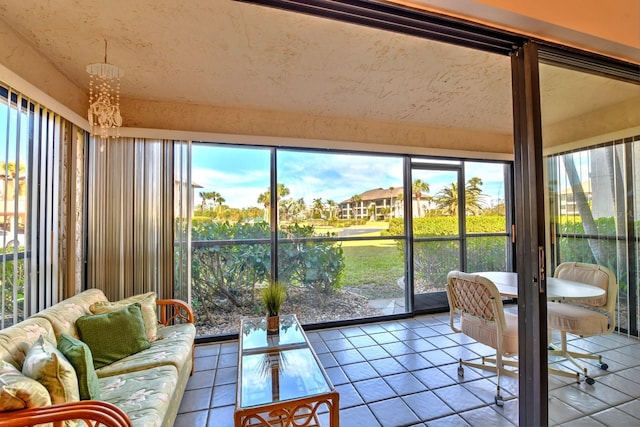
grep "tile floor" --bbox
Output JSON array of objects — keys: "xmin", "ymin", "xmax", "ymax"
[{"xmin": 175, "ymin": 312, "xmax": 640, "ymax": 426}]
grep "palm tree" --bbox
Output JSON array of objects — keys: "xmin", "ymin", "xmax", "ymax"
[
  {"xmin": 434, "ymin": 177, "xmax": 486, "ymax": 216},
  {"xmin": 350, "ymin": 194, "xmax": 362, "ymax": 219},
  {"xmin": 395, "ymin": 192, "xmax": 404, "ymax": 217},
  {"xmin": 312, "ymin": 198, "xmax": 324, "ymax": 219},
  {"xmin": 464, "ymin": 177, "xmax": 486, "ymax": 215},
  {"xmin": 257, "ymin": 184, "xmax": 291, "ymax": 222},
  {"xmin": 257, "ymin": 191, "xmax": 270, "ymax": 221},
  {"xmin": 412, "ymin": 179, "xmax": 430, "ymax": 217},
  {"xmin": 295, "ymin": 198, "xmax": 306, "ymax": 221},
  {"xmin": 0, "ymin": 162, "xmax": 26, "ymax": 177},
  {"xmin": 467, "ymin": 176, "xmax": 483, "ymax": 194},
  {"xmin": 210, "ymin": 191, "xmax": 225, "ymax": 216},
  {"xmin": 279, "ymin": 198, "xmax": 296, "ymax": 221},
  {"xmin": 276, "ymin": 183, "xmax": 290, "ymax": 200},
  {"xmin": 199, "ymin": 191, "xmax": 217, "ymax": 214},
  {"xmin": 380, "ymin": 206, "xmax": 390, "ymax": 220},
  {"xmin": 434, "ymin": 183, "xmax": 459, "ymax": 216},
  {"xmin": 367, "ymin": 203, "xmax": 376, "ymax": 220},
  {"xmin": 326, "ymin": 199, "xmax": 337, "ymax": 219}
]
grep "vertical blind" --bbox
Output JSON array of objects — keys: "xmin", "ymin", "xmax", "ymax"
[
  {"xmin": 0, "ymin": 83, "xmax": 82, "ymax": 328},
  {"xmin": 548, "ymin": 136, "xmax": 640, "ymax": 336},
  {"xmin": 86, "ymin": 137, "xmax": 176, "ymax": 300},
  {"xmin": 173, "ymin": 140, "xmax": 192, "ymax": 303}
]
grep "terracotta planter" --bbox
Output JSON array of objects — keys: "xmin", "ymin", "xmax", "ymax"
[{"xmin": 266, "ymin": 315, "xmax": 280, "ymax": 333}]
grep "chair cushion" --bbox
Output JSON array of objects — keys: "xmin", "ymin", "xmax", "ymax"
[
  {"xmin": 547, "ymin": 302, "xmax": 608, "ymax": 336},
  {"xmin": 556, "ymin": 264, "xmax": 609, "ymax": 307},
  {"xmin": 461, "ymin": 312, "xmax": 518, "ymax": 356},
  {"xmin": 76, "ymin": 303, "xmax": 151, "ymax": 369}
]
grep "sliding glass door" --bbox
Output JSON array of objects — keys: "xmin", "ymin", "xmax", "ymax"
[
  {"xmin": 411, "ymin": 162, "xmax": 462, "ymax": 312},
  {"xmin": 539, "ymin": 53, "xmax": 640, "ymax": 425},
  {"xmin": 540, "ymin": 61, "xmax": 640, "ymax": 338},
  {"xmin": 410, "ymin": 159, "xmax": 512, "ymax": 313}
]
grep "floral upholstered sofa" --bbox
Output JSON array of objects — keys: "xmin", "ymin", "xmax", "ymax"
[{"xmin": 0, "ymin": 288, "xmax": 195, "ymax": 427}]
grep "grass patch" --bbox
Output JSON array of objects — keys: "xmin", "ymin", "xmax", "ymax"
[{"xmin": 341, "ymin": 245, "xmax": 404, "ymax": 299}]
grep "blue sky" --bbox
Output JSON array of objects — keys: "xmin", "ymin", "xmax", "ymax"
[
  {"xmin": 191, "ymin": 144, "xmax": 508, "ymax": 209},
  {"xmin": 0, "ymin": 103, "xmax": 28, "ymax": 166}
]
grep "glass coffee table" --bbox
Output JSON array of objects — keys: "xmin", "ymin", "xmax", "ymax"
[{"xmin": 234, "ymin": 314, "xmax": 340, "ymax": 427}]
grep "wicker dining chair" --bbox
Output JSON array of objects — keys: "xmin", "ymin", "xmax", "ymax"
[
  {"xmin": 446, "ymin": 271, "xmax": 518, "ymax": 406},
  {"xmin": 547, "ymin": 262, "xmax": 617, "ymax": 385}
]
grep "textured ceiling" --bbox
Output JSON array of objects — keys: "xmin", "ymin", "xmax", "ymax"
[{"xmin": 0, "ymin": 0, "xmax": 637, "ymax": 136}]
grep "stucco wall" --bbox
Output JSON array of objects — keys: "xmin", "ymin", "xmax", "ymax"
[
  {"xmin": 2, "ymin": 3, "xmax": 637, "ymax": 157},
  {"xmin": 542, "ymin": 97, "xmax": 640, "ymax": 149},
  {"xmin": 1, "ymin": 19, "xmax": 512, "ymax": 155},
  {"xmin": 122, "ymin": 98, "xmax": 512, "ymax": 153},
  {"xmin": 0, "ymin": 21, "xmax": 86, "ymax": 116}
]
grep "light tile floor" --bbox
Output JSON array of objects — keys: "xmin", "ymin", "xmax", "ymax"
[{"xmin": 176, "ymin": 312, "xmax": 640, "ymax": 426}]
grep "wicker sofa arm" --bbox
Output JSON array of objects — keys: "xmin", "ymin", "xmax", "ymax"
[
  {"xmin": 0, "ymin": 401, "xmax": 132, "ymax": 427},
  {"xmin": 156, "ymin": 298, "xmax": 196, "ymax": 376},
  {"xmin": 156, "ymin": 299, "xmax": 194, "ymax": 326}
]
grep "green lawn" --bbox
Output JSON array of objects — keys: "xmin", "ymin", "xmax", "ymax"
[{"xmin": 341, "ymin": 244, "xmax": 404, "ymax": 299}]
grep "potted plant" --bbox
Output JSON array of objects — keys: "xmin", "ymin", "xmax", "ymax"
[{"xmin": 262, "ymin": 281, "xmax": 286, "ymax": 333}]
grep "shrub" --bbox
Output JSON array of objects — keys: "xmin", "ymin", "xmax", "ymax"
[
  {"xmin": 189, "ymin": 221, "xmax": 344, "ymax": 316},
  {"xmin": 278, "ymin": 224, "xmax": 345, "ymax": 296},
  {"xmin": 190, "ymin": 221, "xmax": 271, "ymax": 316},
  {"xmin": 555, "ymin": 216, "xmax": 634, "ymax": 292},
  {"xmin": 385, "ymin": 215, "xmax": 508, "ymax": 288},
  {"xmin": 0, "ymin": 252, "xmax": 25, "ymax": 325},
  {"xmin": 384, "ymin": 215, "xmax": 507, "ymax": 237}
]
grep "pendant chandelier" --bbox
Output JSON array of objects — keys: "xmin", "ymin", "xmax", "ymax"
[{"xmin": 86, "ymin": 40, "xmax": 123, "ymax": 140}]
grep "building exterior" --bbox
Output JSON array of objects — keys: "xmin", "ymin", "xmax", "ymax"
[{"xmin": 339, "ymin": 187, "xmax": 403, "ymax": 219}]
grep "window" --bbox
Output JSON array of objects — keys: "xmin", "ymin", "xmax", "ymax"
[
  {"xmin": 179, "ymin": 143, "xmax": 512, "ymax": 338},
  {"xmin": 276, "ymin": 149, "xmax": 406, "ymax": 323}
]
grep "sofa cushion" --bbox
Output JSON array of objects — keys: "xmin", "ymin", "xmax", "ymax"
[
  {"xmin": 96, "ymin": 323, "xmax": 196, "ymax": 378},
  {"xmin": 32, "ymin": 289, "xmax": 109, "ymax": 340},
  {"xmin": 99, "ymin": 364, "xmax": 178, "ymax": 427},
  {"xmin": 0, "ymin": 318, "xmax": 57, "ymax": 371},
  {"xmin": 90, "ymin": 292, "xmax": 158, "ymax": 341},
  {"xmin": 57, "ymin": 334, "xmax": 101, "ymax": 401},
  {"xmin": 76, "ymin": 303, "xmax": 151, "ymax": 369},
  {"xmin": 21, "ymin": 336, "xmax": 80, "ymax": 405},
  {"xmin": 0, "ymin": 360, "xmax": 52, "ymax": 411}
]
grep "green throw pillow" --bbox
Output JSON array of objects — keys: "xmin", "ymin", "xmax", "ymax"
[
  {"xmin": 90, "ymin": 292, "xmax": 158, "ymax": 341},
  {"xmin": 76, "ymin": 303, "xmax": 151, "ymax": 369},
  {"xmin": 57, "ymin": 334, "xmax": 101, "ymax": 400}
]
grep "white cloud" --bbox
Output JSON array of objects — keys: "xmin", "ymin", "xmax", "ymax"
[
  {"xmin": 192, "ymin": 167, "xmax": 269, "ymax": 207},
  {"xmin": 189, "ymin": 147, "xmax": 508, "ymax": 209}
]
